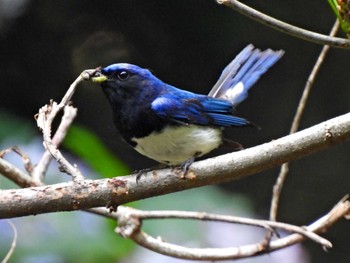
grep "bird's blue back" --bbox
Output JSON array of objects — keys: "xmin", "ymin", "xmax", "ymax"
[
  {"xmin": 99, "ymin": 45, "xmax": 283, "ymax": 144},
  {"xmin": 93, "ymin": 45, "xmax": 284, "ymax": 166},
  {"xmin": 101, "ymin": 64, "xmax": 250, "ymax": 130}
]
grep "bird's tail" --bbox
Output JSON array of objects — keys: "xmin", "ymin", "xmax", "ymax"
[{"xmin": 208, "ymin": 44, "xmax": 284, "ymax": 107}]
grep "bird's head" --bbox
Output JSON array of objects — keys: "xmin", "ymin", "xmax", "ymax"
[
  {"xmin": 90, "ymin": 63, "xmax": 164, "ymax": 109},
  {"xmin": 91, "ymin": 63, "xmax": 157, "ymax": 89}
]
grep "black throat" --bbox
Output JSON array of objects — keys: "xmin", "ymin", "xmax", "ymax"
[{"xmin": 101, "ymin": 82, "xmax": 168, "ymax": 146}]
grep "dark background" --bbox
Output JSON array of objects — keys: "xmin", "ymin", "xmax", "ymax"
[{"xmin": 1, "ymin": 0, "xmax": 349, "ymax": 262}]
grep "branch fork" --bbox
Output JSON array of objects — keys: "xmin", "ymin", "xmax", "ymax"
[{"xmin": 111, "ymin": 201, "xmax": 350, "ymax": 260}]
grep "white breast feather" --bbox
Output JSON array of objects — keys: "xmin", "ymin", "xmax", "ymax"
[{"xmin": 132, "ymin": 125, "xmax": 222, "ymax": 165}]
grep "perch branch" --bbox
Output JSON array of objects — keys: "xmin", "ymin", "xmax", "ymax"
[{"xmin": 0, "ymin": 110, "xmax": 350, "ymax": 218}]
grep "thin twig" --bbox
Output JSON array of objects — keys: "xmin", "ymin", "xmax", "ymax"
[
  {"xmin": 0, "ymin": 158, "xmax": 42, "ymax": 187},
  {"xmin": 112, "ymin": 207, "xmax": 331, "ymax": 248},
  {"xmin": 0, "ymin": 146, "xmax": 34, "ymax": 175},
  {"xmin": 113, "ymin": 198, "xmax": 349, "ymax": 261},
  {"xmin": 290, "ymin": 20, "xmax": 340, "ymax": 134},
  {"xmin": 35, "ymin": 71, "xmax": 94, "ymax": 181},
  {"xmin": 269, "ymin": 20, "xmax": 340, "ymax": 223},
  {"xmin": 217, "ymin": 0, "xmax": 350, "ymax": 48},
  {"xmin": 1, "ymin": 220, "xmax": 18, "ymax": 263},
  {"xmin": 37, "ymin": 104, "xmax": 83, "ymax": 181},
  {"xmin": 32, "ymin": 105, "xmax": 77, "ymax": 182}
]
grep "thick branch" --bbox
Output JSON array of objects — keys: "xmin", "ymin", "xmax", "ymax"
[{"xmin": 0, "ymin": 112, "xmax": 350, "ymax": 218}]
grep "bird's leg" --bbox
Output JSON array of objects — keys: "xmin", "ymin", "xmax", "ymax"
[
  {"xmin": 134, "ymin": 163, "xmax": 169, "ymax": 183},
  {"xmin": 176, "ymin": 152, "xmax": 201, "ymax": 179},
  {"xmin": 135, "ymin": 152, "xmax": 201, "ymax": 182}
]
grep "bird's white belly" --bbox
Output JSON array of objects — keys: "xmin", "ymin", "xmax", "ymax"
[{"xmin": 132, "ymin": 125, "xmax": 222, "ymax": 165}]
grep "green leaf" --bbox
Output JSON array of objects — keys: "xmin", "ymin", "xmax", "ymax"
[
  {"xmin": 63, "ymin": 125, "xmax": 130, "ymax": 177},
  {"xmin": 328, "ymin": 0, "xmax": 350, "ymax": 36}
]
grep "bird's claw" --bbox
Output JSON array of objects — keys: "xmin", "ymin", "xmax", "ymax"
[{"xmin": 133, "ymin": 164, "xmax": 169, "ymax": 183}]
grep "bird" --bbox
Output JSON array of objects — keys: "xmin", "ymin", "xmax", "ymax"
[{"xmin": 90, "ymin": 44, "xmax": 284, "ymax": 173}]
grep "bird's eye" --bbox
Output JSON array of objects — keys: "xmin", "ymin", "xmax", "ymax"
[{"xmin": 117, "ymin": 71, "xmax": 129, "ymax": 81}]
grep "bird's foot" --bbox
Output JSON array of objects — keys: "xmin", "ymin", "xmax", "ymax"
[
  {"xmin": 134, "ymin": 153, "xmax": 200, "ymax": 182},
  {"xmin": 133, "ymin": 164, "xmax": 169, "ymax": 183},
  {"xmin": 175, "ymin": 152, "xmax": 200, "ymax": 179}
]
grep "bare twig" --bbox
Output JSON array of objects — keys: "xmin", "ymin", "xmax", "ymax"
[
  {"xmin": 113, "ymin": 198, "xmax": 349, "ymax": 261},
  {"xmin": 290, "ymin": 20, "xmax": 340, "ymax": 135},
  {"xmin": 1, "ymin": 111, "xmax": 350, "ymax": 218},
  {"xmin": 217, "ymin": 0, "xmax": 350, "ymax": 48},
  {"xmin": 0, "ymin": 158, "xmax": 42, "ymax": 187},
  {"xmin": 113, "ymin": 207, "xmax": 331, "ymax": 248},
  {"xmin": 0, "ymin": 146, "xmax": 34, "ymax": 175},
  {"xmin": 32, "ymin": 105, "xmax": 77, "ymax": 181},
  {"xmin": 35, "ymin": 71, "xmax": 94, "ymax": 181},
  {"xmin": 37, "ymin": 104, "xmax": 82, "ymax": 181},
  {"xmin": 269, "ymin": 21, "xmax": 340, "ymax": 223},
  {"xmin": 1, "ymin": 220, "xmax": 18, "ymax": 263}
]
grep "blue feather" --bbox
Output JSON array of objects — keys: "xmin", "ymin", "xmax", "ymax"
[
  {"xmin": 209, "ymin": 44, "xmax": 284, "ymax": 107},
  {"xmin": 151, "ymin": 90, "xmax": 249, "ymax": 127},
  {"xmin": 93, "ymin": 44, "xmax": 283, "ymax": 166},
  {"xmin": 207, "ymin": 113, "xmax": 249, "ymax": 126}
]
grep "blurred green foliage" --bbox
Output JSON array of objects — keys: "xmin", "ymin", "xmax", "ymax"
[
  {"xmin": 0, "ymin": 111, "xmax": 35, "ymax": 144},
  {"xmin": 63, "ymin": 125, "xmax": 130, "ymax": 177}
]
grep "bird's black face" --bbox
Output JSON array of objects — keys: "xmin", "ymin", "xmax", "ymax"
[
  {"xmin": 91, "ymin": 63, "xmax": 164, "ymax": 115},
  {"xmin": 90, "ymin": 63, "xmax": 167, "ymax": 141},
  {"xmin": 91, "ymin": 63, "xmax": 161, "ymax": 105}
]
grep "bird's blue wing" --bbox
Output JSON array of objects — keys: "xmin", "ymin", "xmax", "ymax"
[
  {"xmin": 208, "ymin": 44, "xmax": 284, "ymax": 107},
  {"xmin": 151, "ymin": 92, "xmax": 250, "ymax": 127}
]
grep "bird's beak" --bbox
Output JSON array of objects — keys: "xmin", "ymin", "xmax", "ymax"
[{"xmin": 90, "ymin": 70, "xmax": 108, "ymax": 83}]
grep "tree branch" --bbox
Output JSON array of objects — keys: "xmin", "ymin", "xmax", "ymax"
[
  {"xmin": 114, "ymin": 207, "xmax": 332, "ymax": 248},
  {"xmin": 1, "ymin": 111, "xmax": 350, "ymax": 218},
  {"xmin": 217, "ymin": 0, "xmax": 350, "ymax": 48},
  {"xmin": 114, "ymin": 198, "xmax": 349, "ymax": 260},
  {"xmin": 269, "ymin": 20, "xmax": 340, "ymax": 221},
  {"xmin": 0, "ymin": 158, "xmax": 42, "ymax": 187}
]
